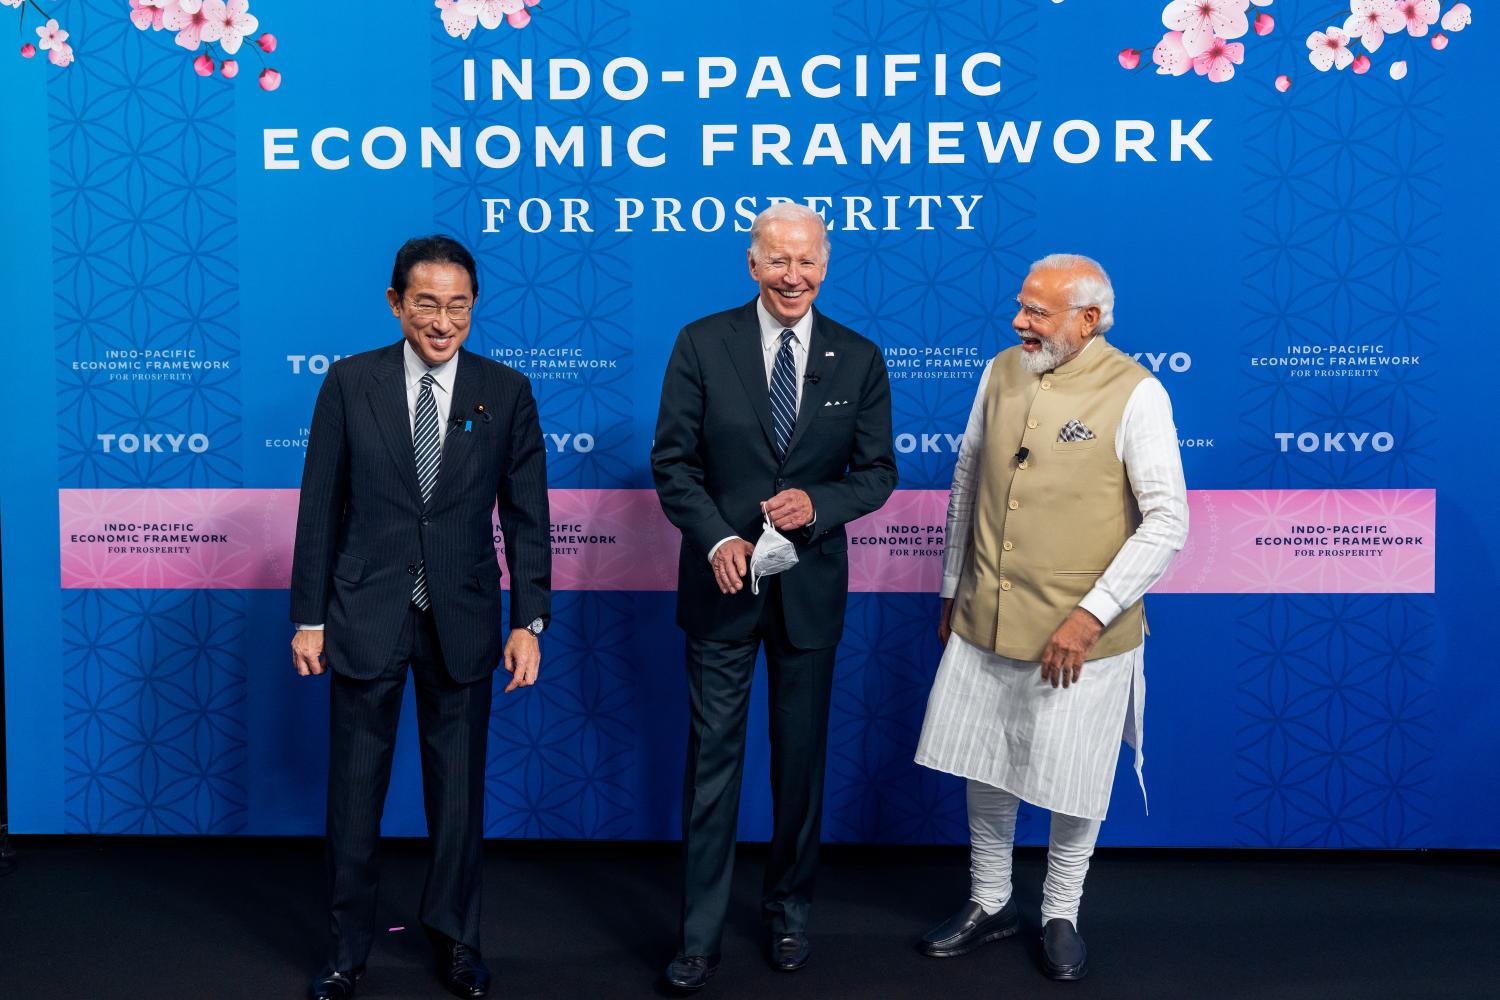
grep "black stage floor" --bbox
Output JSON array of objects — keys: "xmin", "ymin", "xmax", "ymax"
[{"xmin": 0, "ymin": 838, "xmax": 1495, "ymax": 999}]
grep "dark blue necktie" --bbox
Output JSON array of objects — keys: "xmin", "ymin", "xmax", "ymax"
[
  {"xmin": 770, "ymin": 329, "xmax": 798, "ymax": 458},
  {"xmin": 411, "ymin": 372, "xmax": 440, "ymax": 609}
]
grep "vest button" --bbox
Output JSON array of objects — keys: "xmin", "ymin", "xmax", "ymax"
[
  {"xmin": 1007, "ymin": 499, "xmax": 1019, "ymax": 510},
  {"xmin": 1040, "ymin": 379, "xmax": 1052, "ymax": 390},
  {"xmin": 1027, "ymin": 419, "xmax": 1038, "ymax": 429},
  {"xmin": 1018, "ymin": 460, "xmax": 1029, "ymax": 470},
  {"xmin": 1003, "ymin": 540, "xmax": 1013, "ymax": 551},
  {"xmin": 1000, "ymin": 580, "xmax": 1012, "ymax": 591}
]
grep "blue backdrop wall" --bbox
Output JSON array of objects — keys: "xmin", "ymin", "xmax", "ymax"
[{"xmin": 2, "ymin": 0, "xmax": 1496, "ymax": 847}]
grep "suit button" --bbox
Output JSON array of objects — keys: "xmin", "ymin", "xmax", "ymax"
[
  {"xmin": 407, "ymin": 564, "xmax": 418, "ymax": 575},
  {"xmin": 1003, "ymin": 540, "xmax": 1013, "ymax": 551},
  {"xmin": 420, "ymin": 516, "xmax": 431, "ymax": 526},
  {"xmin": 1008, "ymin": 499, "xmax": 1019, "ymax": 510},
  {"xmin": 775, "ymin": 478, "xmax": 787, "ymax": 491},
  {"xmin": 1000, "ymin": 580, "xmax": 1012, "ymax": 591}
]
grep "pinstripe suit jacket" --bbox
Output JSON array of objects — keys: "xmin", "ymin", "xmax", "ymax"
[{"xmin": 290, "ymin": 342, "xmax": 551, "ymax": 683}]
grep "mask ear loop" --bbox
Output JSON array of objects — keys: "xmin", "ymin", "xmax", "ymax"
[{"xmin": 751, "ymin": 513, "xmax": 776, "ymax": 595}]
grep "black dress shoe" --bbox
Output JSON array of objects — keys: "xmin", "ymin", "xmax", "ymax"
[
  {"xmin": 918, "ymin": 898, "xmax": 1020, "ymax": 957},
  {"xmin": 664, "ymin": 954, "xmax": 719, "ymax": 993},
  {"xmin": 768, "ymin": 932, "xmax": 811, "ymax": 972},
  {"xmin": 435, "ymin": 939, "xmax": 491, "ymax": 998},
  {"xmin": 1041, "ymin": 918, "xmax": 1089, "ymax": 981},
  {"xmin": 307, "ymin": 968, "xmax": 359, "ymax": 1000}
]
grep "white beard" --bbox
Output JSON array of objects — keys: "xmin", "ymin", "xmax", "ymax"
[{"xmin": 1018, "ymin": 336, "xmax": 1071, "ymax": 374}]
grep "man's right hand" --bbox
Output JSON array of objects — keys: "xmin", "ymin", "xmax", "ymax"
[
  {"xmin": 292, "ymin": 629, "xmax": 327, "ymax": 676},
  {"xmin": 938, "ymin": 597, "xmax": 954, "ymax": 646},
  {"xmin": 711, "ymin": 538, "xmax": 756, "ymax": 595}
]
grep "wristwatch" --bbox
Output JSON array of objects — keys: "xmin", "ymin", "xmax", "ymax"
[{"xmin": 525, "ymin": 617, "xmax": 546, "ymax": 637}]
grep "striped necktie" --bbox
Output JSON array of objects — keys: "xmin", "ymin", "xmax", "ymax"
[
  {"xmin": 770, "ymin": 329, "xmax": 798, "ymax": 458},
  {"xmin": 411, "ymin": 372, "xmax": 440, "ymax": 610}
]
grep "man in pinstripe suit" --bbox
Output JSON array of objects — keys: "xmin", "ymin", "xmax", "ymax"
[{"xmin": 290, "ymin": 235, "xmax": 551, "ymax": 1000}]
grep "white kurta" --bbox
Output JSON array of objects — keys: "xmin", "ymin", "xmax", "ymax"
[{"xmin": 915, "ymin": 345, "xmax": 1188, "ymax": 821}]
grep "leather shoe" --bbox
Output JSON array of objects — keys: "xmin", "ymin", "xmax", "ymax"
[
  {"xmin": 434, "ymin": 938, "xmax": 491, "ymax": 998},
  {"xmin": 768, "ymin": 932, "xmax": 811, "ymax": 972},
  {"xmin": 664, "ymin": 954, "xmax": 719, "ymax": 993},
  {"xmin": 918, "ymin": 898, "xmax": 1020, "ymax": 957},
  {"xmin": 307, "ymin": 968, "xmax": 359, "ymax": 1000},
  {"xmin": 1041, "ymin": 918, "xmax": 1088, "ymax": 981}
]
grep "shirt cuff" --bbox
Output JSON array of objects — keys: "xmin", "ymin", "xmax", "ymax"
[
  {"xmin": 296, "ymin": 623, "xmax": 326, "ymax": 631},
  {"xmin": 707, "ymin": 536, "xmax": 741, "ymax": 564},
  {"xmin": 1077, "ymin": 589, "xmax": 1121, "ymax": 629},
  {"xmin": 940, "ymin": 574, "xmax": 962, "ymax": 600}
]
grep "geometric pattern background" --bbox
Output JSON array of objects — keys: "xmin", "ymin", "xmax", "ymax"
[
  {"xmin": 1234, "ymin": 0, "xmax": 1439, "ymax": 846},
  {"xmin": 49, "ymin": 0, "xmax": 248, "ymax": 832}
]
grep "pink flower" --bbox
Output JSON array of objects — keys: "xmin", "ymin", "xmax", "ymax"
[
  {"xmin": 1430, "ymin": 31, "xmax": 1448, "ymax": 49},
  {"xmin": 129, "ymin": 0, "xmax": 166, "ymax": 31},
  {"xmin": 48, "ymin": 42, "xmax": 74, "ymax": 67},
  {"xmin": 20, "ymin": 42, "xmax": 35, "ymax": 58},
  {"xmin": 0, "ymin": 1, "xmax": 23, "ymax": 8},
  {"xmin": 255, "ymin": 32, "xmax": 276, "ymax": 53},
  {"xmin": 436, "ymin": 0, "xmax": 476, "ymax": 39},
  {"xmin": 460, "ymin": 0, "xmax": 523, "ymax": 29},
  {"xmin": 506, "ymin": 8, "xmax": 531, "ymax": 28},
  {"xmin": 1307, "ymin": 27, "xmax": 1355, "ymax": 71},
  {"xmin": 258, "ymin": 67, "xmax": 281, "ymax": 91},
  {"xmin": 1119, "ymin": 48, "xmax": 1142, "ymax": 70},
  {"xmin": 1440, "ymin": 4, "xmax": 1471, "ymax": 32},
  {"xmin": 1192, "ymin": 37, "xmax": 1243, "ymax": 82},
  {"xmin": 1351, "ymin": 53, "xmax": 1372, "ymax": 73},
  {"xmin": 221, "ymin": 58, "xmax": 239, "ymax": 77},
  {"xmin": 193, "ymin": 51, "xmax": 215, "ymax": 76},
  {"xmin": 1162, "ymin": 0, "xmax": 1250, "ymax": 57},
  {"xmin": 35, "ymin": 18, "xmax": 67, "ymax": 51},
  {"xmin": 164, "ymin": 0, "xmax": 222, "ymax": 51},
  {"xmin": 1274, "ymin": 74, "xmax": 1292, "ymax": 92},
  {"xmin": 206, "ymin": 0, "xmax": 258, "ymax": 55},
  {"xmin": 1389, "ymin": 59, "xmax": 1408, "ymax": 79},
  {"xmin": 1344, "ymin": 0, "xmax": 1402, "ymax": 53},
  {"xmin": 1393, "ymin": 0, "xmax": 1438, "ymax": 37},
  {"xmin": 1253, "ymin": 12, "xmax": 1274, "ymax": 35},
  {"xmin": 1153, "ymin": 30, "xmax": 1193, "ymax": 76}
]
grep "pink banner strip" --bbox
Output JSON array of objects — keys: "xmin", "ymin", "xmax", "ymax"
[{"xmin": 59, "ymin": 488, "xmax": 1435, "ymax": 594}]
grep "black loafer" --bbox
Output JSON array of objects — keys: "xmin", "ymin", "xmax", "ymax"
[
  {"xmin": 435, "ymin": 939, "xmax": 491, "ymax": 998},
  {"xmin": 919, "ymin": 898, "xmax": 1020, "ymax": 957},
  {"xmin": 768, "ymin": 932, "xmax": 811, "ymax": 972},
  {"xmin": 1042, "ymin": 918, "xmax": 1088, "ymax": 981},
  {"xmin": 307, "ymin": 968, "xmax": 360, "ymax": 1000},
  {"xmin": 664, "ymin": 954, "xmax": 719, "ymax": 993}
]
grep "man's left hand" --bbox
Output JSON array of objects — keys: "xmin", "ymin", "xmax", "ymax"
[
  {"xmin": 1040, "ymin": 608, "xmax": 1104, "ymax": 689},
  {"xmin": 502, "ymin": 629, "xmax": 541, "ymax": 693},
  {"xmin": 763, "ymin": 489, "xmax": 814, "ymax": 532}
]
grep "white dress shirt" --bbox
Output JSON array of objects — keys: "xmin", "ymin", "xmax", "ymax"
[{"xmin": 297, "ymin": 343, "xmax": 461, "ymax": 631}]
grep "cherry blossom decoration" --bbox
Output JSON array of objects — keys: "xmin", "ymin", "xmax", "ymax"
[
  {"xmin": 435, "ymin": 0, "xmax": 544, "ymax": 38},
  {"xmin": 7, "ymin": 0, "xmax": 281, "ymax": 90},
  {"xmin": 1117, "ymin": 1, "xmax": 1476, "ymax": 89}
]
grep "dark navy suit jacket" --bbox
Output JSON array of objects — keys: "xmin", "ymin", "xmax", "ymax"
[
  {"xmin": 290, "ymin": 342, "xmax": 551, "ymax": 683},
  {"xmin": 651, "ymin": 300, "xmax": 897, "ymax": 649}
]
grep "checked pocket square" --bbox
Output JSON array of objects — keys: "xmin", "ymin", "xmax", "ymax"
[{"xmin": 1057, "ymin": 419, "xmax": 1096, "ymax": 443}]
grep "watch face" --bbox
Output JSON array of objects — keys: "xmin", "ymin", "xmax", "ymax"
[{"xmin": 527, "ymin": 617, "xmax": 545, "ymax": 636}]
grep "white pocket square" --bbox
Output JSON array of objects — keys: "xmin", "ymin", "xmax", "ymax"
[{"xmin": 823, "ymin": 399, "xmax": 850, "ymax": 407}]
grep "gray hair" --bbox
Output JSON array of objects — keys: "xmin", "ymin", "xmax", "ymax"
[
  {"xmin": 749, "ymin": 202, "xmax": 831, "ymax": 261},
  {"xmin": 1028, "ymin": 253, "xmax": 1115, "ymax": 334}
]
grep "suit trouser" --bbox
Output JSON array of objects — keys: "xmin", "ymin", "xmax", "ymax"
[
  {"xmin": 325, "ymin": 604, "xmax": 493, "ymax": 970},
  {"xmin": 679, "ymin": 583, "xmax": 839, "ymax": 958}
]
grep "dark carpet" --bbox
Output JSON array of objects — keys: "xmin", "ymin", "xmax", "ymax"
[{"xmin": 0, "ymin": 838, "xmax": 1495, "ymax": 999}]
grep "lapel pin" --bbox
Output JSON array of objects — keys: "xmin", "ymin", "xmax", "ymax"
[{"xmin": 474, "ymin": 403, "xmax": 492, "ymax": 423}]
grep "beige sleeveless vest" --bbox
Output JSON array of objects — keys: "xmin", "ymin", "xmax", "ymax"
[{"xmin": 950, "ymin": 338, "xmax": 1151, "ymax": 662}]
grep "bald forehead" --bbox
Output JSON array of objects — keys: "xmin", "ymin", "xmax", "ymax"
[{"xmin": 756, "ymin": 218, "xmax": 828, "ymax": 256}]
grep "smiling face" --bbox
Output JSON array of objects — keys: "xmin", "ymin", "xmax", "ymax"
[
  {"xmin": 748, "ymin": 217, "xmax": 828, "ymax": 328},
  {"xmin": 386, "ymin": 261, "xmax": 474, "ymax": 366},
  {"xmin": 1012, "ymin": 266, "xmax": 1100, "ymax": 374}
]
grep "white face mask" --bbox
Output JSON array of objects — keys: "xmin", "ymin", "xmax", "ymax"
[{"xmin": 750, "ymin": 516, "xmax": 800, "ymax": 595}]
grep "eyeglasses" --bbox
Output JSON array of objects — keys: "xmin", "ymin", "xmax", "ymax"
[
  {"xmin": 405, "ymin": 300, "xmax": 472, "ymax": 320},
  {"xmin": 1014, "ymin": 297, "xmax": 1084, "ymax": 323}
]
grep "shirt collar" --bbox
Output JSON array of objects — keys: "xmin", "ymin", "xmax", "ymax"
[
  {"xmin": 756, "ymin": 298, "xmax": 814, "ymax": 352},
  {"xmin": 402, "ymin": 340, "xmax": 460, "ymax": 395}
]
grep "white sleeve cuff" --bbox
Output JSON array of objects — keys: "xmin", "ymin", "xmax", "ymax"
[
  {"xmin": 1077, "ymin": 590, "xmax": 1121, "ymax": 629},
  {"xmin": 940, "ymin": 574, "xmax": 962, "ymax": 600},
  {"xmin": 296, "ymin": 623, "xmax": 326, "ymax": 631},
  {"xmin": 707, "ymin": 536, "xmax": 740, "ymax": 564}
]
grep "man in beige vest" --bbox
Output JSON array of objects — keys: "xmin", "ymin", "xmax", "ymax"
[{"xmin": 914, "ymin": 254, "xmax": 1188, "ymax": 981}]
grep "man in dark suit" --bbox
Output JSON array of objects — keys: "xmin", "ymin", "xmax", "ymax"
[
  {"xmin": 651, "ymin": 203, "xmax": 897, "ymax": 991},
  {"xmin": 290, "ymin": 235, "xmax": 551, "ymax": 1000}
]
